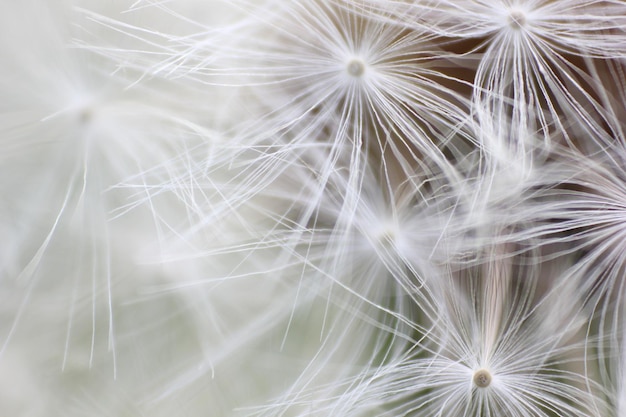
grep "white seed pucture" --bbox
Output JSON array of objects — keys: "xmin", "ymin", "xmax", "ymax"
[
  {"xmin": 508, "ymin": 10, "xmax": 526, "ymax": 29},
  {"xmin": 473, "ymin": 369, "xmax": 492, "ymax": 388},
  {"xmin": 346, "ymin": 58, "xmax": 366, "ymax": 77},
  {"xmin": 79, "ymin": 108, "xmax": 93, "ymax": 125}
]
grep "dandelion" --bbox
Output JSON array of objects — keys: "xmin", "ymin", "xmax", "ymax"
[
  {"xmin": 4, "ymin": 0, "xmax": 626, "ymax": 416},
  {"xmin": 87, "ymin": 0, "xmax": 476, "ymax": 216},
  {"xmin": 284, "ymin": 251, "xmax": 601, "ymax": 416},
  {"xmin": 365, "ymin": 0, "xmax": 626, "ymax": 158},
  {"xmin": 0, "ymin": 0, "xmax": 203, "ymax": 381}
]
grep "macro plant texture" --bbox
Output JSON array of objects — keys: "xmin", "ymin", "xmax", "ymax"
[{"xmin": 2, "ymin": 0, "xmax": 626, "ymax": 416}]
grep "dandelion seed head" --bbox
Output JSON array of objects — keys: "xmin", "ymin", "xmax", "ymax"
[
  {"xmin": 472, "ymin": 368, "xmax": 492, "ymax": 388},
  {"xmin": 78, "ymin": 108, "xmax": 93, "ymax": 125},
  {"xmin": 507, "ymin": 9, "xmax": 527, "ymax": 30},
  {"xmin": 346, "ymin": 58, "xmax": 366, "ymax": 78},
  {"xmin": 368, "ymin": 223, "xmax": 403, "ymax": 258},
  {"xmin": 378, "ymin": 228, "xmax": 395, "ymax": 247}
]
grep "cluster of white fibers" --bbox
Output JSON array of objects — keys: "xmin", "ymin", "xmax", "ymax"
[{"xmin": 2, "ymin": 0, "xmax": 626, "ymax": 416}]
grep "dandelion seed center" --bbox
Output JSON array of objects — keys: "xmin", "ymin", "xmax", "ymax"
[
  {"xmin": 377, "ymin": 229, "xmax": 395, "ymax": 249},
  {"xmin": 346, "ymin": 59, "xmax": 366, "ymax": 77},
  {"xmin": 79, "ymin": 108, "xmax": 93, "ymax": 125},
  {"xmin": 473, "ymin": 369, "xmax": 492, "ymax": 388},
  {"xmin": 508, "ymin": 10, "xmax": 526, "ymax": 29}
]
